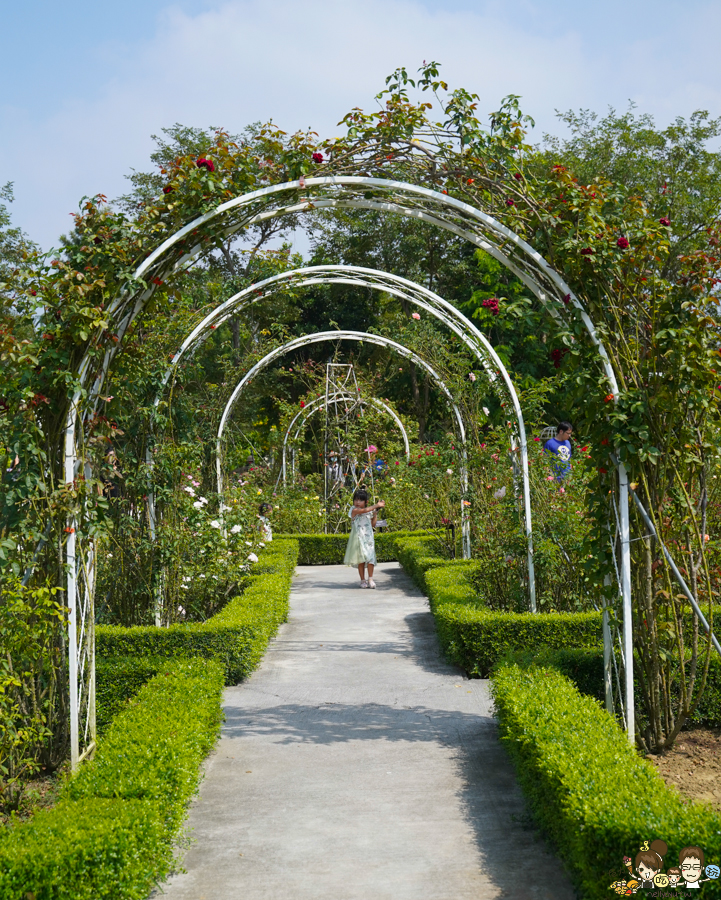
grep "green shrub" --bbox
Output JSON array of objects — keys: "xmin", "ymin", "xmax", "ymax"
[
  {"xmin": 96, "ymin": 656, "xmax": 166, "ymax": 734},
  {"xmin": 507, "ymin": 646, "xmax": 721, "ymax": 729},
  {"xmin": 501, "ymin": 647, "xmax": 606, "ymax": 702},
  {"xmin": 491, "ymin": 663, "xmax": 721, "ymax": 899},
  {"xmin": 280, "ymin": 530, "xmax": 441, "ymax": 566},
  {"xmin": 96, "ymin": 538, "xmax": 298, "ymax": 683},
  {"xmin": 0, "ymin": 658, "xmax": 224, "ymax": 900},
  {"xmin": 413, "ymin": 558, "xmax": 601, "ymax": 676}
]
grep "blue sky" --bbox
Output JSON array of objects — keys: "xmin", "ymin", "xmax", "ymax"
[{"xmin": 2, "ymin": 0, "xmax": 720, "ymax": 249}]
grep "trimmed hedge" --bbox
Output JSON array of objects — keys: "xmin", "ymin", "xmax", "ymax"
[
  {"xmin": 96, "ymin": 655, "xmax": 165, "ymax": 734},
  {"xmin": 0, "ymin": 658, "xmax": 224, "ymax": 900},
  {"xmin": 506, "ymin": 646, "xmax": 721, "ymax": 729},
  {"xmin": 395, "ymin": 542, "xmax": 602, "ymax": 676},
  {"xmin": 96, "ymin": 538, "xmax": 299, "ymax": 683},
  {"xmin": 279, "ymin": 530, "xmax": 444, "ymax": 566},
  {"xmin": 492, "ymin": 663, "xmax": 721, "ymax": 899}
]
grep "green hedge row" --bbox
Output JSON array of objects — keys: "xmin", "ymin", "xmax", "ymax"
[
  {"xmin": 0, "ymin": 657, "xmax": 224, "ymax": 900},
  {"xmin": 97, "ymin": 538, "xmax": 299, "ymax": 683},
  {"xmin": 492, "ymin": 663, "xmax": 721, "ymax": 899},
  {"xmin": 507, "ymin": 646, "xmax": 721, "ymax": 728},
  {"xmin": 96, "ymin": 656, "xmax": 166, "ymax": 734},
  {"xmin": 277, "ymin": 530, "xmax": 444, "ymax": 566},
  {"xmin": 394, "ymin": 537, "xmax": 602, "ymax": 677}
]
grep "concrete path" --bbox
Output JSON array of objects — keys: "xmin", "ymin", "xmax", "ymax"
[{"xmin": 156, "ymin": 563, "xmax": 574, "ymax": 900}]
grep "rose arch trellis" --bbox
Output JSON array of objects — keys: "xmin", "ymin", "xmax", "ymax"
[
  {"xmin": 213, "ymin": 330, "xmax": 470, "ymax": 546},
  {"xmin": 63, "ymin": 176, "xmax": 640, "ymax": 765},
  {"xmin": 150, "ymin": 264, "xmax": 535, "ymax": 595}
]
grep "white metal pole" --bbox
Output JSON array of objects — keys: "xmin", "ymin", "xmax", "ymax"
[
  {"xmin": 64, "ymin": 399, "xmax": 79, "ymax": 770},
  {"xmin": 617, "ymin": 462, "xmax": 635, "ymax": 742}
]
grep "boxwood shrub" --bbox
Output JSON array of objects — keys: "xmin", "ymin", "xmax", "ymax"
[
  {"xmin": 506, "ymin": 646, "xmax": 721, "ymax": 729},
  {"xmin": 279, "ymin": 530, "xmax": 443, "ymax": 566},
  {"xmin": 395, "ymin": 540, "xmax": 602, "ymax": 676},
  {"xmin": 491, "ymin": 663, "xmax": 721, "ymax": 899},
  {"xmin": 0, "ymin": 657, "xmax": 224, "ymax": 900},
  {"xmin": 96, "ymin": 655, "xmax": 166, "ymax": 734},
  {"xmin": 96, "ymin": 538, "xmax": 299, "ymax": 683}
]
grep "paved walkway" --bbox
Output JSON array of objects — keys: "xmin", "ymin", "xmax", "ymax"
[{"xmin": 156, "ymin": 563, "xmax": 574, "ymax": 900}]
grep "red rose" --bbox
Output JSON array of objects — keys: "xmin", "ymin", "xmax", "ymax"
[
  {"xmin": 659, "ymin": 217, "xmax": 670, "ymax": 226},
  {"xmin": 599, "ymin": 467, "xmax": 608, "ymax": 475},
  {"xmin": 163, "ymin": 185, "xmax": 173, "ymax": 194},
  {"xmin": 152, "ymin": 277, "xmax": 163, "ymax": 286},
  {"xmin": 196, "ymin": 158, "xmax": 215, "ymax": 172},
  {"xmin": 467, "ymin": 178, "xmax": 474, "ymax": 185},
  {"xmin": 312, "ymin": 152, "xmax": 323, "ymax": 163},
  {"xmin": 604, "ymin": 393, "xmax": 614, "ymax": 403},
  {"xmin": 29, "ymin": 290, "xmax": 37, "ymax": 296},
  {"xmin": 616, "ymin": 236, "xmax": 629, "ymax": 249},
  {"xmin": 300, "ymin": 401, "xmax": 305, "ymax": 408},
  {"xmin": 505, "ymin": 199, "xmax": 515, "ymax": 207},
  {"xmin": 513, "ymin": 172, "xmax": 522, "ymax": 180},
  {"xmin": 581, "ymin": 445, "xmax": 589, "ymax": 452},
  {"xmin": 580, "ymin": 247, "xmax": 594, "ymax": 255},
  {"xmin": 562, "ymin": 293, "xmax": 571, "ymax": 305}
]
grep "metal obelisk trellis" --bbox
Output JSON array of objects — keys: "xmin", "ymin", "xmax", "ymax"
[
  {"xmin": 322, "ymin": 363, "xmax": 363, "ymax": 531},
  {"xmin": 282, "ymin": 392, "xmax": 411, "ymax": 484}
]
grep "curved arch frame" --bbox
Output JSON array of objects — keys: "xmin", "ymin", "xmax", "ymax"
[
  {"xmin": 153, "ymin": 264, "xmax": 536, "ymax": 608},
  {"xmin": 62, "ymin": 176, "xmax": 636, "ymax": 766},
  {"xmin": 281, "ymin": 392, "xmax": 411, "ymax": 483},
  {"xmin": 216, "ymin": 330, "xmax": 470, "ymax": 558}
]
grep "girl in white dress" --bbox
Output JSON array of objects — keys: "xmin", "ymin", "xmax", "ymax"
[{"xmin": 343, "ymin": 489, "xmax": 385, "ymax": 588}]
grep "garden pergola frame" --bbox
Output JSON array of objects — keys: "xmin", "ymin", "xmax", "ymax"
[
  {"xmin": 215, "ymin": 330, "xmax": 470, "ymax": 557},
  {"xmin": 281, "ymin": 391, "xmax": 411, "ymax": 484},
  {"xmin": 63, "ymin": 175, "xmax": 637, "ymax": 766}
]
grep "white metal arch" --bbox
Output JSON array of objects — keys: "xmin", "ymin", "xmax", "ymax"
[
  {"xmin": 153, "ymin": 265, "xmax": 537, "ymax": 609},
  {"xmin": 62, "ymin": 175, "xmax": 636, "ymax": 766},
  {"xmin": 281, "ymin": 392, "xmax": 411, "ymax": 483},
  {"xmin": 216, "ymin": 330, "xmax": 470, "ymax": 558}
]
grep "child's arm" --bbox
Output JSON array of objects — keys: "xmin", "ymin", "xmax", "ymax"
[{"xmin": 351, "ymin": 500, "xmax": 385, "ymax": 519}]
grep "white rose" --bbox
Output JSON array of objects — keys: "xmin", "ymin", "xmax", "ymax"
[
  {"xmin": 248, "ymin": 553, "xmax": 259, "ymax": 563},
  {"xmin": 230, "ymin": 524, "xmax": 242, "ymax": 534},
  {"xmin": 193, "ymin": 500, "xmax": 203, "ymax": 509},
  {"xmin": 183, "ymin": 486, "xmax": 195, "ymax": 496},
  {"xmin": 210, "ymin": 520, "xmax": 221, "ymax": 529}
]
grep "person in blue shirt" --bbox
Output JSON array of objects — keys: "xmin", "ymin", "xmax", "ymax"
[{"xmin": 543, "ymin": 421, "xmax": 573, "ymax": 481}]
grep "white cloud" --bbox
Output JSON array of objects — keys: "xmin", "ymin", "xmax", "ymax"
[{"xmin": 2, "ymin": 0, "xmax": 719, "ymax": 249}]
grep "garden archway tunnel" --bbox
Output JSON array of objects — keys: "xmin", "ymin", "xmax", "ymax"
[{"xmin": 62, "ymin": 176, "xmax": 635, "ymax": 766}]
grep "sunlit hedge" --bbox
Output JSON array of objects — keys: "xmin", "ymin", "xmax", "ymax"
[{"xmin": 0, "ymin": 658, "xmax": 224, "ymax": 900}]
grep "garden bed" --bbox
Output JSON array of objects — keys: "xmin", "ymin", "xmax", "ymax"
[{"xmin": 648, "ymin": 727, "xmax": 721, "ymax": 812}]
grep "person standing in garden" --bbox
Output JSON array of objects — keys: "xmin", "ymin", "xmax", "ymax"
[
  {"xmin": 258, "ymin": 502, "xmax": 273, "ymax": 542},
  {"xmin": 544, "ymin": 421, "xmax": 573, "ymax": 482},
  {"xmin": 344, "ymin": 488, "xmax": 385, "ymax": 589}
]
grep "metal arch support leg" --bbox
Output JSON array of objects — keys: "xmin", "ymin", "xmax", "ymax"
[
  {"xmin": 617, "ymin": 461, "xmax": 635, "ymax": 742},
  {"xmin": 602, "ymin": 574, "xmax": 614, "ymax": 714}
]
